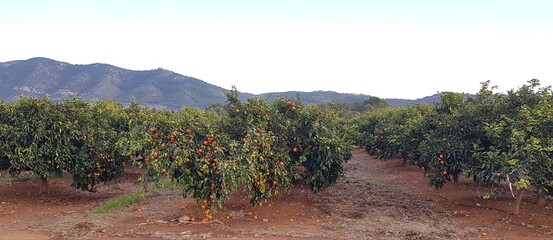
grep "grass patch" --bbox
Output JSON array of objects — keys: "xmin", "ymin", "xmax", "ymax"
[
  {"xmin": 367, "ymin": 176, "xmax": 386, "ymax": 186},
  {"xmin": 90, "ymin": 179, "xmax": 181, "ymax": 216},
  {"xmin": 12, "ymin": 172, "xmax": 41, "ymax": 182},
  {"xmin": 91, "ymin": 192, "xmax": 144, "ymax": 215}
]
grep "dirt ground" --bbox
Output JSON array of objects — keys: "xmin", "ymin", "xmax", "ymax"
[{"xmin": 0, "ymin": 149, "xmax": 551, "ymax": 240}]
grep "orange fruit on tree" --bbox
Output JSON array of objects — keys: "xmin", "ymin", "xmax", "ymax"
[
  {"xmin": 496, "ymin": 172, "xmax": 502, "ymax": 177},
  {"xmin": 439, "ymin": 154, "xmax": 444, "ymax": 159}
]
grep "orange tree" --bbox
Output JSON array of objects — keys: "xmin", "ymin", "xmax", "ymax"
[
  {"xmin": 294, "ymin": 105, "xmax": 353, "ymax": 191},
  {"xmin": 64, "ymin": 100, "xmax": 129, "ymax": 191},
  {"xmin": 355, "ymin": 80, "xmax": 552, "ymax": 214},
  {"xmin": 1, "ymin": 97, "xmax": 128, "ymax": 193},
  {"xmin": 222, "ymin": 91, "xmax": 297, "ymax": 202},
  {"xmin": 415, "ymin": 92, "xmax": 476, "ymax": 188},
  {"xmin": 360, "ymin": 107, "xmax": 402, "ymax": 160},
  {"xmin": 123, "ymin": 88, "xmax": 353, "ymax": 219},
  {"xmin": 225, "ymin": 89, "xmax": 353, "ymax": 193},
  {"xmin": 121, "ymin": 106, "xmax": 239, "ymax": 221},
  {"xmin": 471, "ymin": 80, "xmax": 553, "ymax": 214},
  {"xmin": 2, "ymin": 97, "xmax": 75, "ymax": 193},
  {"xmin": 357, "ymin": 105, "xmax": 433, "ymax": 165},
  {"xmin": 0, "ymin": 99, "xmax": 9, "ymax": 171}
]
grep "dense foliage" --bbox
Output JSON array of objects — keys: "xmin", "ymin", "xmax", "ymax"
[
  {"xmin": 0, "ymin": 89, "xmax": 353, "ymax": 221},
  {"xmin": 355, "ymin": 79, "xmax": 552, "ymax": 214}
]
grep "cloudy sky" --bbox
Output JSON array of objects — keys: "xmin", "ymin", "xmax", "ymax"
[{"xmin": 1, "ymin": 0, "xmax": 552, "ymax": 99}]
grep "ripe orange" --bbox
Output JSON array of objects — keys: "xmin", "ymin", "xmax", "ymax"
[
  {"xmin": 292, "ymin": 147, "xmax": 298, "ymax": 153},
  {"xmin": 100, "ymin": 229, "xmax": 107, "ymax": 234},
  {"xmin": 161, "ymin": 168, "xmax": 167, "ymax": 174},
  {"xmin": 496, "ymin": 172, "xmax": 502, "ymax": 177},
  {"xmin": 442, "ymin": 170, "xmax": 448, "ymax": 175},
  {"xmin": 439, "ymin": 160, "xmax": 445, "ymax": 165},
  {"xmin": 439, "ymin": 154, "xmax": 444, "ymax": 159},
  {"xmin": 291, "ymin": 106, "xmax": 297, "ymax": 111}
]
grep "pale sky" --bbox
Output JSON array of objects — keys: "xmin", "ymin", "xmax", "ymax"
[{"xmin": 1, "ymin": 0, "xmax": 552, "ymax": 99}]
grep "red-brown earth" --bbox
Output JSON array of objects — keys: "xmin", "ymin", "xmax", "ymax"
[{"xmin": 0, "ymin": 149, "xmax": 551, "ymax": 239}]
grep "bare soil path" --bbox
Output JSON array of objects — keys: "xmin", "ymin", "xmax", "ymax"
[{"xmin": 1, "ymin": 149, "xmax": 551, "ymax": 239}]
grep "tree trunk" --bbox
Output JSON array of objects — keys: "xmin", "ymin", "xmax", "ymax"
[
  {"xmin": 535, "ymin": 196, "xmax": 547, "ymax": 206},
  {"xmin": 513, "ymin": 190, "xmax": 525, "ymax": 215},
  {"xmin": 452, "ymin": 173, "xmax": 460, "ymax": 189},
  {"xmin": 401, "ymin": 153, "xmax": 408, "ymax": 166},
  {"xmin": 39, "ymin": 177, "xmax": 49, "ymax": 194}
]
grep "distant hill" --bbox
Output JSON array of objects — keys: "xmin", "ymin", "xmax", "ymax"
[
  {"xmin": 0, "ymin": 57, "xmax": 250, "ymax": 109},
  {"xmin": 0, "ymin": 57, "xmax": 441, "ymax": 109},
  {"xmin": 385, "ymin": 94, "xmax": 442, "ymax": 107},
  {"xmin": 260, "ymin": 91, "xmax": 372, "ymax": 104}
]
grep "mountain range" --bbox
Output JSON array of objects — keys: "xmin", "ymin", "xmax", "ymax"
[{"xmin": 0, "ymin": 57, "xmax": 440, "ymax": 109}]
